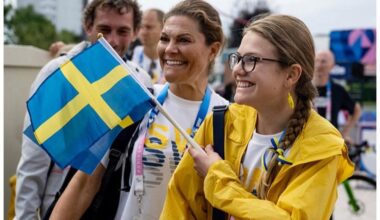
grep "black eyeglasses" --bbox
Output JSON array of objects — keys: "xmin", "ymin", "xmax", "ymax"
[{"xmin": 228, "ymin": 53, "xmax": 285, "ymax": 73}]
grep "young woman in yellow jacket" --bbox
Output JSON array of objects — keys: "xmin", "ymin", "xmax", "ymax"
[{"xmin": 160, "ymin": 14, "xmax": 354, "ymax": 220}]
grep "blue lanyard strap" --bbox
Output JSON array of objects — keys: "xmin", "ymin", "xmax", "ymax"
[
  {"xmin": 146, "ymin": 83, "xmax": 169, "ymax": 128},
  {"xmin": 138, "ymin": 49, "xmax": 144, "ymax": 66},
  {"xmin": 326, "ymin": 80, "xmax": 332, "ymax": 99},
  {"xmin": 325, "ymin": 80, "xmax": 332, "ymax": 121},
  {"xmin": 190, "ymin": 86, "xmax": 212, "ymax": 137},
  {"xmin": 147, "ymin": 83, "xmax": 212, "ymax": 138}
]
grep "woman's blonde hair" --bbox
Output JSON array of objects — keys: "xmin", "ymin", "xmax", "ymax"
[{"xmin": 244, "ymin": 14, "xmax": 318, "ymax": 199}]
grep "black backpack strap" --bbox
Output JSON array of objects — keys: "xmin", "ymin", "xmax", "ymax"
[
  {"xmin": 82, "ymin": 150, "xmax": 122, "ymax": 219},
  {"xmin": 82, "ymin": 120, "xmax": 142, "ymax": 220},
  {"xmin": 121, "ymin": 126, "xmax": 140, "ymax": 192},
  {"xmin": 42, "ymin": 166, "xmax": 78, "ymax": 220},
  {"xmin": 47, "ymin": 160, "xmax": 55, "ymax": 179},
  {"xmin": 212, "ymin": 105, "xmax": 227, "ymax": 158},
  {"xmin": 211, "ymin": 105, "xmax": 228, "ymax": 220}
]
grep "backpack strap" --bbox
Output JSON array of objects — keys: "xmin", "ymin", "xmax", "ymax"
[
  {"xmin": 42, "ymin": 166, "xmax": 77, "ymax": 220},
  {"xmin": 121, "ymin": 126, "xmax": 140, "ymax": 192},
  {"xmin": 211, "ymin": 105, "xmax": 228, "ymax": 220},
  {"xmin": 47, "ymin": 160, "xmax": 55, "ymax": 179},
  {"xmin": 212, "ymin": 105, "xmax": 227, "ymax": 158},
  {"xmin": 82, "ymin": 120, "xmax": 142, "ymax": 219}
]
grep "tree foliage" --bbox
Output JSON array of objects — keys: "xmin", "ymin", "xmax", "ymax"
[
  {"xmin": 58, "ymin": 29, "xmax": 81, "ymax": 44},
  {"xmin": 4, "ymin": 5, "xmax": 80, "ymax": 50},
  {"xmin": 10, "ymin": 5, "xmax": 57, "ymax": 49},
  {"xmin": 4, "ymin": 4, "xmax": 13, "ymax": 29},
  {"xmin": 4, "ymin": 4, "xmax": 16, "ymax": 43}
]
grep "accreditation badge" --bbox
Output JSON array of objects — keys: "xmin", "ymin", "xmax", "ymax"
[{"xmin": 314, "ymin": 96, "xmax": 328, "ymax": 108}]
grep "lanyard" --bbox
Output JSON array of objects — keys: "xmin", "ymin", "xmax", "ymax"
[
  {"xmin": 138, "ymin": 49, "xmax": 144, "ymax": 67},
  {"xmin": 133, "ymin": 83, "xmax": 212, "ymax": 215},
  {"xmin": 325, "ymin": 80, "xmax": 332, "ymax": 121},
  {"xmin": 145, "ymin": 83, "xmax": 212, "ymax": 137}
]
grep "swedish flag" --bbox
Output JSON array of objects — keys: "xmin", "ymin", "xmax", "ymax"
[{"xmin": 26, "ymin": 38, "xmax": 154, "ymax": 173}]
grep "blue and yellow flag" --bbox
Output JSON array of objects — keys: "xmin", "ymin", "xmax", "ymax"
[{"xmin": 26, "ymin": 38, "xmax": 154, "ymax": 173}]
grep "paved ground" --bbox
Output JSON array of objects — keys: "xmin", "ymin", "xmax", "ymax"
[{"xmin": 334, "ymin": 180, "xmax": 376, "ymax": 220}]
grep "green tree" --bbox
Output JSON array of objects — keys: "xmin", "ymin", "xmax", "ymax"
[
  {"xmin": 4, "ymin": 4, "xmax": 16, "ymax": 43},
  {"xmin": 6, "ymin": 5, "xmax": 80, "ymax": 50},
  {"xmin": 9, "ymin": 5, "xmax": 57, "ymax": 49},
  {"xmin": 57, "ymin": 29, "xmax": 81, "ymax": 44}
]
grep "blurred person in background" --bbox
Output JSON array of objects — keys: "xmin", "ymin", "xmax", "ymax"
[
  {"xmin": 49, "ymin": 41, "xmax": 66, "ymax": 57},
  {"xmin": 215, "ymin": 49, "xmax": 237, "ymax": 102},
  {"xmin": 132, "ymin": 8, "xmax": 165, "ymax": 84},
  {"xmin": 49, "ymin": 42, "xmax": 76, "ymax": 58},
  {"xmin": 313, "ymin": 50, "xmax": 361, "ymax": 143}
]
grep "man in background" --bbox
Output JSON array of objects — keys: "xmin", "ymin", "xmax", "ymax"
[
  {"xmin": 313, "ymin": 50, "xmax": 361, "ymax": 142},
  {"xmin": 132, "ymin": 8, "xmax": 165, "ymax": 84}
]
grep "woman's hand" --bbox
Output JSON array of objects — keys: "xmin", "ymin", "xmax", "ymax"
[{"xmin": 188, "ymin": 144, "xmax": 222, "ymax": 177}]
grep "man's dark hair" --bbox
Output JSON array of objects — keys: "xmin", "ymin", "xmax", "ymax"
[{"xmin": 83, "ymin": 0, "xmax": 142, "ymax": 32}]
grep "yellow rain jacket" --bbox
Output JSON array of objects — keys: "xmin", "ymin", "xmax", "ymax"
[{"xmin": 160, "ymin": 104, "xmax": 354, "ymax": 220}]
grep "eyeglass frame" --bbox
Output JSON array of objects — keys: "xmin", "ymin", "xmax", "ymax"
[{"xmin": 228, "ymin": 52, "xmax": 287, "ymax": 73}]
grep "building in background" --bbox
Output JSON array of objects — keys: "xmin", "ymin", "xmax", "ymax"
[{"xmin": 17, "ymin": 0, "xmax": 84, "ymax": 35}]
